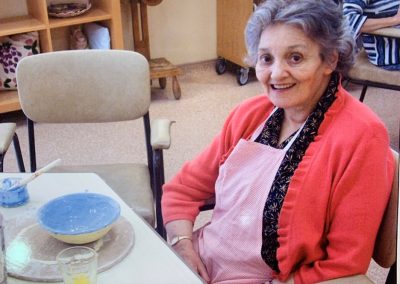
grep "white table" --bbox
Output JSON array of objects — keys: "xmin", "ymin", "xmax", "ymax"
[{"xmin": 0, "ymin": 173, "xmax": 204, "ymax": 284}]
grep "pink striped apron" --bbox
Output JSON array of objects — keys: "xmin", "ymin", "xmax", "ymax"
[{"xmin": 193, "ymin": 109, "xmax": 304, "ymax": 284}]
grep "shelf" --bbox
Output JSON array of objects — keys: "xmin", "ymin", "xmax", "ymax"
[
  {"xmin": 0, "ymin": 0, "xmax": 124, "ymax": 114},
  {"xmin": 0, "ymin": 15, "xmax": 46, "ymax": 37},
  {"xmin": 48, "ymin": 8, "xmax": 111, "ymax": 29},
  {"xmin": 0, "ymin": 91, "xmax": 21, "ymax": 114}
]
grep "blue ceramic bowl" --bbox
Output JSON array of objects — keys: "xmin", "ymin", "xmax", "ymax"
[{"xmin": 37, "ymin": 193, "xmax": 120, "ymax": 244}]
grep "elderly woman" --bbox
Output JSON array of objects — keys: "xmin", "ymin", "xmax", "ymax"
[
  {"xmin": 343, "ymin": 0, "xmax": 400, "ymax": 70},
  {"xmin": 162, "ymin": 0, "xmax": 395, "ymax": 283}
]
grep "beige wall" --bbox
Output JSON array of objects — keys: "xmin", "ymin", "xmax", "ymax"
[
  {"xmin": 4, "ymin": 0, "xmax": 217, "ymax": 65},
  {"xmin": 121, "ymin": 0, "xmax": 217, "ymax": 65}
]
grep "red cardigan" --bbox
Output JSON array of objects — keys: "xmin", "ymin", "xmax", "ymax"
[{"xmin": 162, "ymin": 85, "xmax": 395, "ymax": 283}]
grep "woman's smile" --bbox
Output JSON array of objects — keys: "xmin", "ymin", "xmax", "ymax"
[{"xmin": 270, "ymin": 83, "xmax": 296, "ymax": 90}]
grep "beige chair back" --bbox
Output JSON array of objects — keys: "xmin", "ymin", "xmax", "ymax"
[
  {"xmin": 16, "ymin": 50, "xmax": 150, "ymax": 123},
  {"xmin": 373, "ymin": 149, "xmax": 399, "ymax": 268}
]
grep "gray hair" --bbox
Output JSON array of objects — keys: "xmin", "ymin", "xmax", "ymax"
[{"xmin": 245, "ymin": 0, "xmax": 355, "ymax": 74}]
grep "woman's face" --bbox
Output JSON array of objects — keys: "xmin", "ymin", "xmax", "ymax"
[{"xmin": 255, "ymin": 24, "xmax": 337, "ymax": 116}]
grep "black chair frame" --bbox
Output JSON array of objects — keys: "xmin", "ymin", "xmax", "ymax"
[
  {"xmin": 0, "ymin": 133, "xmax": 25, "ymax": 172},
  {"xmin": 344, "ymin": 77, "xmax": 400, "ymax": 102}
]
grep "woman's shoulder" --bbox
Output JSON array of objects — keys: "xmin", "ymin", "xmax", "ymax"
[
  {"xmin": 331, "ymin": 88, "xmax": 390, "ymax": 141},
  {"xmin": 221, "ymin": 94, "xmax": 274, "ymax": 139},
  {"xmin": 233, "ymin": 94, "xmax": 273, "ymax": 115},
  {"xmin": 228, "ymin": 94, "xmax": 274, "ymax": 125},
  {"xmin": 343, "ymin": 93, "xmax": 386, "ymax": 127}
]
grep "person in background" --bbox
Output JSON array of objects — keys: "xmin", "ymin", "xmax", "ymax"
[
  {"xmin": 162, "ymin": 0, "xmax": 395, "ymax": 283},
  {"xmin": 343, "ymin": 0, "xmax": 400, "ymax": 70}
]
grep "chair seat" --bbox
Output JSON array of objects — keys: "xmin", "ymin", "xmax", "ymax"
[
  {"xmin": 49, "ymin": 163, "xmax": 155, "ymax": 225},
  {"xmin": 348, "ymin": 50, "xmax": 400, "ymax": 86}
]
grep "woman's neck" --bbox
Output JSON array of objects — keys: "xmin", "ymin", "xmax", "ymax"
[
  {"xmin": 278, "ymin": 114, "xmax": 305, "ymax": 145},
  {"xmin": 284, "ymin": 110, "xmax": 309, "ymax": 126}
]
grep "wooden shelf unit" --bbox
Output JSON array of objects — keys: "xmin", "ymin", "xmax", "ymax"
[
  {"xmin": 0, "ymin": 0, "xmax": 124, "ymax": 114},
  {"xmin": 217, "ymin": 0, "xmax": 253, "ymax": 68}
]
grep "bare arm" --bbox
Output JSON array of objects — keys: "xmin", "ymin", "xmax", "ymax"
[
  {"xmin": 360, "ymin": 9, "xmax": 400, "ymax": 33},
  {"xmin": 165, "ymin": 220, "xmax": 210, "ymax": 282}
]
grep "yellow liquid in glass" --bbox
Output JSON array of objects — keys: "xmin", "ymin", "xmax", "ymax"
[{"xmin": 68, "ymin": 274, "xmax": 91, "ymax": 284}]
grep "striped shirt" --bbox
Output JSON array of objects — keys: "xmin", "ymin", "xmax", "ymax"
[{"xmin": 343, "ymin": 0, "xmax": 400, "ymax": 68}]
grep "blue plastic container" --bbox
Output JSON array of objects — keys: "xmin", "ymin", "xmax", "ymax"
[{"xmin": 0, "ymin": 178, "xmax": 29, "ymax": 207}]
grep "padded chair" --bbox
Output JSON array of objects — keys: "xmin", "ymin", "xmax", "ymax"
[
  {"xmin": 344, "ymin": 28, "xmax": 400, "ymax": 102},
  {"xmin": 0, "ymin": 123, "xmax": 25, "ymax": 172},
  {"xmin": 16, "ymin": 50, "xmax": 173, "ymax": 237}
]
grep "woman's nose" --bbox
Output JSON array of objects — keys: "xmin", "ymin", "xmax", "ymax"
[{"xmin": 270, "ymin": 61, "xmax": 288, "ymax": 79}]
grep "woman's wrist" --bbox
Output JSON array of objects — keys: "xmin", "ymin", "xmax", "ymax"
[
  {"xmin": 165, "ymin": 219, "xmax": 194, "ymax": 246},
  {"xmin": 168, "ymin": 235, "xmax": 192, "ymax": 246}
]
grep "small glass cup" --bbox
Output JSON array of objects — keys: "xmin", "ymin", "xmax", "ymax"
[
  {"xmin": 0, "ymin": 177, "xmax": 29, "ymax": 207},
  {"xmin": 56, "ymin": 246, "xmax": 98, "ymax": 284}
]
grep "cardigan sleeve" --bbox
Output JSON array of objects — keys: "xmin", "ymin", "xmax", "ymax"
[
  {"xmin": 161, "ymin": 121, "xmax": 230, "ymax": 224},
  {"xmin": 343, "ymin": 0, "xmax": 368, "ymax": 38},
  {"xmin": 161, "ymin": 95, "xmax": 272, "ymax": 224},
  {"xmin": 293, "ymin": 125, "xmax": 395, "ymax": 283}
]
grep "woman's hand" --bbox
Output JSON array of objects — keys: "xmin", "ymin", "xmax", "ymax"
[
  {"xmin": 165, "ymin": 220, "xmax": 210, "ymax": 282},
  {"xmin": 173, "ymin": 239, "xmax": 210, "ymax": 283}
]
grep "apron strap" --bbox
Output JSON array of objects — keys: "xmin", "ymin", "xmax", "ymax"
[{"xmin": 282, "ymin": 118, "xmax": 307, "ymax": 151}]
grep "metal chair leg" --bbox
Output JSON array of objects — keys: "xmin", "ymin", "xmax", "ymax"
[
  {"xmin": 359, "ymin": 85, "xmax": 368, "ymax": 102},
  {"xmin": 27, "ymin": 118, "xmax": 37, "ymax": 172},
  {"xmin": 0, "ymin": 134, "xmax": 25, "ymax": 173},
  {"xmin": 153, "ymin": 149, "xmax": 167, "ymax": 240},
  {"xmin": 12, "ymin": 134, "xmax": 25, "ymax": 172},
  {"xmin": 0, "ymin": 154, "xmax": 3, "ymax": 172}
]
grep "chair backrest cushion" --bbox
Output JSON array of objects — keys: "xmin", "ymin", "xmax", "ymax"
[
  {"xmin": 372, "ymin": 149, "xmax": 399, "ymax": 268},
  {"xmin": 16, "ymin": 50, "xmax": 150, "ymax": 123},
  {"xmin": 348, "ymin": 50, "xmax": 400, "ymax": 86}
]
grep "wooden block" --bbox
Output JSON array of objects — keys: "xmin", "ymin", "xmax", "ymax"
[{"xmin": 149, "ymin": 58, "xmax": 182, "ymax": 79}]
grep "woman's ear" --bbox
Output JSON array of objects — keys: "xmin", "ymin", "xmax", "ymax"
[
  {"xmin": 327, "ymin": 50, "xmax": 339, "ymax": 71},
  {"xmin": 323, "ymin": 50, "xmax": 339, "ymax": 75}
]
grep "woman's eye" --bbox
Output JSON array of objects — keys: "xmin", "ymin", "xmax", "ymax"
[
  {"xmin": 259, "ymin": 54, "xmax": 272, "ymax": 65},
  {"xmin": 289, "ymin": 53, "xmax": 303, "ymax": 64}
]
